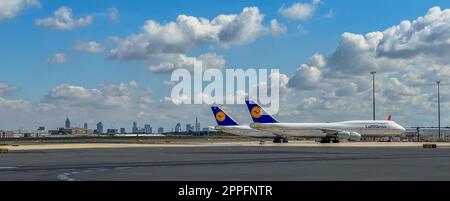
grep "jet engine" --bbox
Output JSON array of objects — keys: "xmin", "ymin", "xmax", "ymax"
[
  {"xmin": 337, "ymin": 131, "xmax": 351, "ymax": 140},
  {"xmin": 349, "ymin": 132, "xmax": 362, "ymax": 141},
  {"xmin": 337, "ymin": 131, "xmax": 362, "ymax": 141}
]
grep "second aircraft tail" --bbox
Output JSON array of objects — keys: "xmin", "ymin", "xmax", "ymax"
[{"xmin": 245, "ymin": 100, "xmax": 279, "ymax": 123}]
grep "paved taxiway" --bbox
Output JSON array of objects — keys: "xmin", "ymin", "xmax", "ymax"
[{"xmin": 1, "ymin": 142, "xmax": 450, "ymax": 181}]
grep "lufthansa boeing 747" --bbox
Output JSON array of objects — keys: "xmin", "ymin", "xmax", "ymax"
[{"xmin": 245, "ymin": 100, "xmax": 406, "ymax": 143}]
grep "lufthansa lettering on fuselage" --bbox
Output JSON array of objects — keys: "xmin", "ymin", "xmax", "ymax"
[{"xmin": 365, "ymin": 125, "xmax": 387, "ymax": 129}]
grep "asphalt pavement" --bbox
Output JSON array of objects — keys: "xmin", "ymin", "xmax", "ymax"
[{"xmin": 1, "ymin": 146, "xmax": 450, "ymax": 181}]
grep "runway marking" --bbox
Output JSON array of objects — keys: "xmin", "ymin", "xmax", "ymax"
[
  {"xmin": 91, "ymin": 168, "xmax": 108, "ymax": 172},
  {"xmin": 56, "ymin": 167, "xmax": 119, "ymax": 181},
  {"xmin": 0, "ymin": 167, "xmax": 17, "ymax": 170},
  {"xmin": 57, "ymin": 173, "xmax": 70, "ymax": 181},
  {"xmin": 57, "ymin": 170, "xmax": 80, "ymax": 181},
  {"xmin": 114, "ymin": 167, "xmax": 131, "ymax": 170}
]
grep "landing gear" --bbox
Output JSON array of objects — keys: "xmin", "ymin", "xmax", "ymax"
[
  {"xmin": 320, "ymin": 137, "xmax": 340, "ymax": 143},
  {"xmin": 273, "ymin": 137, "xmax": 281, "ymax": 143},
  {"xmin": 320, "ymin": 139, "xmax": 331, "ymax": 143},
  {"xmin": 273, "ymin": 136, "xmax": 289, "ymax": 143}
]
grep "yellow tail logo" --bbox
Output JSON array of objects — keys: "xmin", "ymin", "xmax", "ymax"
[
  {"xmin": 215, "ymin": 111, "xmax": 226, "ymax": 122},
  {"xmin": 251, "ymin": 106, "xmax": 262, "ymax": 118}
]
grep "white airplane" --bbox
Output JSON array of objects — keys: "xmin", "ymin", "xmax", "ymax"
[
  {"xmin": 211, "ymin": 106, "xmax": 275, "ymax": 138},
  {"xmin": 245, "ymin": 100, "xmax": 406, "ymax": 143}
]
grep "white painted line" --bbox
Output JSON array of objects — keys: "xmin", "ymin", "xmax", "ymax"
[
  {"xmin": 57, "ymin": 172, "xmax": 78, "ymax": 181},
  {"xmin": 0, "ymin": 167, "xmax": 17, "ymax": 170},
  {"xmin": 114, "ymin": 167, "xmax": 131, "ymax": 170}
]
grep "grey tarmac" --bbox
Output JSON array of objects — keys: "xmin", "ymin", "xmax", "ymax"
[{"xmin": 1, "ymin": 144, "xmax": 450, "ymax": 181}]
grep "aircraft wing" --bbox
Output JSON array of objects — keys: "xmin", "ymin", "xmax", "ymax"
[{"xmin": 250, "ymin": 123, "xmax": 282, "ymax": 135}]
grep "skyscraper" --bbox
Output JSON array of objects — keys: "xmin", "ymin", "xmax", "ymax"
[
  {"xmin": 65, "ymin": 117, "xmax": 71, "ymax": 129},
  {"xmin": 158, "ymin": 127, "xmax": 164, "ymax": 134},
  {"xmin": 120, "ymin": 128, "xmax": 126, "ymax": 134},
  {"xmin": 195, "ymin": 118, "xmax": 200, "ymax": 132},
  {"xmin": 144, "ymin": 124, "xmax": 152, "ymax": 134},
  {"xmin": 132, "ymin": 121, "xmax": 138, "ymax": 133},
  {"xmin": 175, "ymin": 123, "xmax": 181, "ymax": 133},
  {"xmin": 84, "ymin": 123, "xmax": 88, "ymax": 129},
  {"xmin": 186, "ymin": 124, "xmax": 193, "ymax": 132},
  {"xmin": 96, "ymin": 122, "xmax": 103, "ymax": 134}
]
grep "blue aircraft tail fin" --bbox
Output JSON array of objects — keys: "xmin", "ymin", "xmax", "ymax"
[
  {"xmin": 245, "ymin": 100, "xmax": 279, "ymax": 123},
  {"xmin": 211, "ymin": 106, "xmax": 239, "ymax": 126}
]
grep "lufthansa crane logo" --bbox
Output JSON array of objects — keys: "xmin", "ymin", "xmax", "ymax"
[
  {"xmin": 216, "ymin": 111, "xmax": 226, "ymax": 122},
  {"xmin": 251, "ymin": 106, "xmax": 262, "ymax": 118}
]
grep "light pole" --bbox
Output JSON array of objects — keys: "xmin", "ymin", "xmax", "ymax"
[
  {"xmin": 437, "ymin": 81, "xmax": 441, "ymax": 140},
  {"xmin": 371, "ymin": 71, "xmax": 377, "ymax": 120}
]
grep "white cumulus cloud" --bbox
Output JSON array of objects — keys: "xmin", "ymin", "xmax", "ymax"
[
  {"xmin": 109, "ymin": 7, "xmax": 286, "ymax": 60},
  {"xmin": 47, "ymin": 53, "xmax": 67, "ymax": 64},
  {"xmin": 278, "ymin": 0, "xmax": 321, "ymax": 20},
  {"xmin": 42, "ymin": 81, "xmax": 138, "ymax": 110},
  {"xmin": 74, "ymin": 41, "xmax": 104, "ymax": 53},
  {"xmin": 0, "ymin": 97, "xmax": 31, "ymax": 110},
  {"xmin": 0, "ymin": 0, "xmax": 40, "ymax": 20},
  {"xmin": 35, "ymin": 6, "xmax": 93, "ymax": 30},
  {"xmin": 0, "ymin": 82, "xmax": 18, "ymax": 96},
  {"xmin": 269, "ymin": 19, "xmax": 288, "ymax": 35},
  {"xmin": 148, "ymin": 53, "xmax": 225, "ymax": 74},
  {"xmin": 283, "ymin": 7, "xmax": 450, "ymax": 126},
  {"xmin": 288, "ymin": 64, "xmax": 322, "ymax": 90}
]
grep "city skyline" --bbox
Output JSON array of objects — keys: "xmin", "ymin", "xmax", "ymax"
[
  {"xmin": 16, "ymin": 116, "xmax": 207, "ymax": 134},
  {"xmin": 1, "ymin": 1, "xmax": 450, "ymax": 130}
]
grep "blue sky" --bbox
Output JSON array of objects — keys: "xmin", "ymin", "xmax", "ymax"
[
  {"xmin": 1, "ymin": 0, "xmax": 450, "ymax": 130},
  {"xmin": 1, "ymin": 0, "xmax": 448, "ymax": 102}
]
